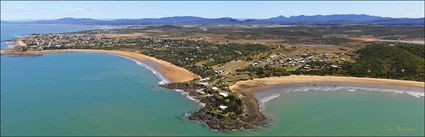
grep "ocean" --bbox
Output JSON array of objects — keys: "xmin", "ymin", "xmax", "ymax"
[{"xmin": 1, "ymin": 23, "xmax": 423, "ymax": 136}]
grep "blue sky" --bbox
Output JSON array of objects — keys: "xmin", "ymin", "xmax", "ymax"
[{"xmin": 1, "ymin": 1, "xmax": 424, "ymax": 20}]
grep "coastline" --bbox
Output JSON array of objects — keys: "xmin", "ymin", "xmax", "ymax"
[
  {"xmin": 230, "ymin": 75, "xmax": 425, "ymax": 94},
  {"xmin": 4, "ymin": 47, "xmax": 424, "ymax": 131},
  {"xmin": 1, "ymin": 49, "xmax": 201, "ymax": 83}
]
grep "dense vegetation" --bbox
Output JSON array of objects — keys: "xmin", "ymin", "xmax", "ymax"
[
  {"xmin": 210, "ymin": 94, "xmax": 244, "ymax": 119},
  {"xmin": 237, "ymin": 66, "xmax": 290, "ymax": 78},
  {"xmin": 139, "ymin": 42, "xmax": 268, "ymax": 77},
  {"xmin": 294, "ymin": 43, "xmax": 425, "ymax": 81}
]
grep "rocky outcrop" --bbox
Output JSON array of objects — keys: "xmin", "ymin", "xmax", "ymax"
[{"xmin": 162, "ymin": 82, "xmax": 267, "ymax": 131}]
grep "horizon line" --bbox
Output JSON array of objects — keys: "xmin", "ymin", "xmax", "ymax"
[{"xmin": 3, "ymin": 14, "xmax": 425, "ymax": 22}]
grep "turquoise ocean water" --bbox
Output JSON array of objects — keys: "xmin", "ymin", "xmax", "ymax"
[{"xmin": 1, "ymin": 24, "xmax": 423, "ymax": 136}]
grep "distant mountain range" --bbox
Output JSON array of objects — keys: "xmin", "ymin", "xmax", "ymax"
[{"xmin": 3, "ymin": 14, "xmax": 424, "ymax": 26}]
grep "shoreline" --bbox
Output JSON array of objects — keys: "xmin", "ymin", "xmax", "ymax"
[
  {"xmin": 2, "ymin": 49, "xmax": 201, "ymax": 83},
  {"xmin": 229, "ymin": 75, "xmax": 424, "ymax": 126},
  {"xmin": 230, "ymin": 75, "xmax": 425, "ymax": 94},
  {"xmin": 253, "ymin": 82, "xmax": 424, "ymax": 110},
  {"xmin": 4, "ymin": 48, "xmax": 425, "ymax": 131},
  {"xmin": 105, "ymin": 53, "xmax": 172, "ymax": 84}
]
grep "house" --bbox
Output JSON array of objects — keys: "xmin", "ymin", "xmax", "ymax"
[
  {"xmin": 200, "ymin": 77, "xmax": 210, "ymax": 81},
  {"xmin": 330, "ymin": 64, "xmax": 338, "ymax": 68},
  {"xmin": 212, "ymin": 87, "xmax": 219, "ymax": 91},
  {"xmin": 219, "ymin": 105, "xmax": 228, "ymax": 110},
  {"xmin": 219, "ymin": 92, "xmax": 229, "ymax": 97},
  {"xmin": 196, "ymin": 89, "xmax": 205, "ymax": 94},
  {"xmin": 199, "ymin": 82, "xmax": 209, "ymax": 86}
]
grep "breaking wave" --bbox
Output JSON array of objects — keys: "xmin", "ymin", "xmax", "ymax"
[
  {"xmin": 99, "ymin": 52, "xmax": 207, "ymax": 108},
  {"xmin": 283, "ymin": 85, "xmax": 424, "ymax": 98},
  {"xmin": 83, "ymin": 52, "xmax": 207, "ymax": 109},
  {"xmin": 103, "ymin": 53, "xmax": 171, "ymax": 84},
  {"xmin": 258, "ymin": 92, "xmax": 281, "ymax": 110},
  {"xmin": 174, "ymin": 89, "xmax": 205, "ymax": 108},
  {"xmin": 256, "ymin": 84, "xmax": 424, "ymax": 110},
  {"xmin": 98, "ymin": 52, "xmax": 208, "ymax": 110}
]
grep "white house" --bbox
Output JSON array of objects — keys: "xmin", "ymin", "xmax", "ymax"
[
  {"xmin": 200, "ymin": 77, "xmax": 210, "ymax": 81},
  {"xmin": 330, "ymin": 64, "xmax": 338, "ymax": 68},
  {"xmin": 219, "ymin": 92, "xmax": 229, "ymax": 97},
  {"xmin": 219, "ymin": 105, "xmax": 228, "ymax": 110},
  {"xmin": 199, "ymin": 82, "xmax": 209, "ymax": 86}
]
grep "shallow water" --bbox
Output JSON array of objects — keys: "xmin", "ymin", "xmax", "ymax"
[
  {"xmin": 254, "ymin": 85, "xmax": 424, "ymax": 136},
  {"xmin": 1, "ymin": 24, "xmax": 424, "ymax": 136},
  {"xmin": 0, "ymin": 53, "xmax": 205, "ymax": 136}
]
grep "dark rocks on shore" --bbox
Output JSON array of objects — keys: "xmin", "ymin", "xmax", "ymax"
[{"xmin": 162, "ymin": 82, "xmax": 267, "ymax": 131}]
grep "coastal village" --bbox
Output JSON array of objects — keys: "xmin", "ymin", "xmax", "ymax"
[
  {"xmin": 14, "ymin": 31, "xmax": 351, "ymax": 130},
  {"xmin": 8, "ymin": 25, "xmax": 424, "ymax": 130},
  {"xmin": 2, "ymin": 0, "xmax": 425, "ymax": 135}
]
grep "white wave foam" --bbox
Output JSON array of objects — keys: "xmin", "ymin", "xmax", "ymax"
[
  {"xmin": 406, "ymin": 91, "xmax": 424, "ymax": 98},
  {"xmin": 347, "ymin": 88, "xmax": 357, "ymax": 92},
  {"xmin": 133, "ymin": 60, "xmax": 170, "ymax": 84},
  {"xmin": 282, "ymin": 85, "xmax": 424, "ymax": 99},
  {"xmin": 4, "ymin": 41, "xmax": 16, "ymax": 49},
  {"xmin": 102, "ymin": 53, "xmax": 171, "ymax": 84},
  {"xmin": 101, "ymin": 52, "xmax": 207, "ymax": 107},
  {"xmin": 258, "ymin": 92, "xmax": 281, "ymax": 109},
  {"xmin": 174, "ymin": 89, "xmax": 205, "ymax": 107},
  {"xmin": 79, "ymin": 52, "xmax": 207, "ymax": 108}
]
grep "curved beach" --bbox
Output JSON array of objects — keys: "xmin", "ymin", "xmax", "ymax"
[
  {"xmin": 230, "ymin": 75, "xmax": 424, "ymax": 124},
  {"xmin": 69, "ymin": 49, "xmax": 201, "ymax": 83},
  {"xmin": 230, "ymin": 75, "xmax": 425, "ymax": 93}
]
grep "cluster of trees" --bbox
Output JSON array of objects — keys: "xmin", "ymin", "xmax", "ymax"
[
  {"xmin": 295, "ymin": 43, "xmax": 425, "ymax": 81},
  {"xmin": 210, "ymin": 94, "xmax": 244, "ymax": 119},
  {"xmin": 139, "ymin": 41, "xmax": 269, "ymax": 77},
  {"xmin": 350, "ymin": 43, "xmax": 424, "ymax": 81},
  {"xmin": 237, "ymin": 66, "xmax": 290, "ymax": 78},
  {"xmin": 233, "ymin": 42, "xmax": 424, "ymax": 82}
]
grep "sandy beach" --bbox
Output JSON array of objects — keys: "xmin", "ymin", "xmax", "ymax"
[
  {"xmin": 68, "ymin": 49, "xmax": 201, "ymax": 83},
  {"xmin": 229, "ymin": 75, "xmax": 424, "ymax": 123},
  {"xmin": 2, "ymin": 49, "xmax": 200, "ymax": 83},
  {"xmin": 230, "ymin": 75, "xmax": 425, "ymax": 94}
]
